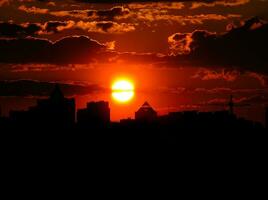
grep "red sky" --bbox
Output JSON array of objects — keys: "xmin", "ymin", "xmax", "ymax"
[{"xmin": 0, "ymin": 0, "xmax": 267, "ymax": 123}]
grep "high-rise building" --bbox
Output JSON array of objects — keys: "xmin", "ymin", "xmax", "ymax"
[
  {"xmin": 135, "ymin": 102, "xmax": 157, "ymax": 122},
  {"xmin": 10, "ymin": 84, "xmax": 75, "ymax": 128},
  {"xmin": 228, "ymin": 95, "xmax": 234, "ymax": 115},
  {"xmin": 77, "ymin": 101, "xmax": 110, "ymax": 127},
  {"xmin": 265, "ymin": 107, "xmax": 268, "ymax": 129}
]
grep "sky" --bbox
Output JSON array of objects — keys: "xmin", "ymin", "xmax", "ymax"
[{"xmin": 0, "ymin": 0, "xmax": 268, "ymax": 123}]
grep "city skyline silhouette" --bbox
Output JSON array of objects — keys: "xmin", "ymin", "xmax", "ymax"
[
  {"xmin": 1, "ymin": 1, "xmax": 267, "ymax": 187},
  {"xmin": 0, "ymin": 1, "xmax": 268, "ymax": 133},
  {"xmin": 1, "ymin": 85, "xmax": 266, "ymax": 133}
]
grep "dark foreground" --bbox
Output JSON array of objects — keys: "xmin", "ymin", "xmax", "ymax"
[
  {"xmin": 1, "ymin": 124, "xmax": 267, "ymax": 195},
  {"xmin": 1, "ymin": 124, "xmax": 267, "ymax": 159}
]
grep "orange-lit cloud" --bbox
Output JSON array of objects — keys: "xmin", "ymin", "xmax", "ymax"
[
  {"xmin": 26, "ymin": 6, "xmax": 131, "ymax": 20},
  {"xmin": 16, "ymin": 4, "xmax": 240, "ymax": 26},
  {"xmin": 191, "ymin": 0, "xmax": 250, "ymax": 9},
  {"xmin": 167, "ymin": 17, "xmax": 268, "ymax": 74},
  {"xmin": 168, "ymin": 32, "xmax": 193, "ymax": 55},
  {"xmin": 128, "ymin": 2, "xmax": 185, "ymax": 9},
  {"xmin": 18, "ymin": 5, "xmax": 49, "ymax": 14},
  {"xmin": 0, "ymin": 20, "xmax": 135, "ymax": 37},
  {"xmin": 42, "ymin": 20, "xmax": 135, "ymax": 34},
  {"xmin": 0, "ymin": 17, "xmax": 268, "ymax": 77},
  {"xmin": 134, "ymin": 10, "xmax": 240, "ymax": 24},
  {"xmin": 247, "ymin": 72, "xmax": 268, "ymax": 86},
  {"xmin": 75, "ymin": 20, "xmax": 135, "ymax": 34},
  {"xmin": 192, "ymin": 69, "xmax": 240, "ymax": 81},
  {"xmin": 0, "ymin": 36, "xmax": 110, "ymax": 64}
]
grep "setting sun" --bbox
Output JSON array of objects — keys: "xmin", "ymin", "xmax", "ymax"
[{"xmin": 112, "ymin": 80, "xmax": 135, "ymax": 103}]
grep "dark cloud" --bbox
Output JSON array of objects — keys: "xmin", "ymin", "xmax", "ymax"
[
  {"xmin": 1, "ymin": 17, "xmax": 268, "ymax": 77},
  {"xmin": 19, "ymin": 0, "xmax": 252, "ymax": 4},
  {"xmin": 96, "ymin": 21, "xmax": 114, "ymax": 32},
  {"xmin": 0, "ymin": 80, "xmax": 102, "ymax": 97},
  {"xmin": 18, "ymin": 5, "xmax": 130, "ymax": 21},
  {"xmin": 0, "ymin": 32, "xmax": 164, "ymax": 65},
  {"xmin": 0, "ymin": 36, "xmax": 109, "ymax": 64},
  {"xmin": 75, "ymin": 0, "xmax": 243, "ymax": 3},
  {"xmin": 0, "ymin": 21, "xmax": 71, "ymax": 37},
  {"xmin": 18, "ymin": 3, "xmax": 241, "ymax": 24},
  {"xmin": 0, "ymin": 22, "xmax": 41, "ymax": 37},
  {"xmin": 43, "ymin": 21, "xmax": 70, "ymax": 33},
  {"xmin": 169, "ymin": 17, "xmax": 268, "ymax": 74},
  {"xmin": 75, "ymin": 21, "xmax": 135, "ymax": 34},
  {"xmin": 0, "ymin": 21, "xmax": 135, "ymax": 36},
  {"xmin": 87, "ymin": 6, "xmax": 130, "ymax": 20}
]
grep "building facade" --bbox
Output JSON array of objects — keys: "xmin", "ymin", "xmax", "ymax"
[
  {"xmin": 265, "ymin": 107, "xmax": 268, "ymax": 129},
  {"xmin": 10, "ymin": 84, "xmax": 75, "ymax": 128},
  {"xmin": 135, "ymin": 102, "xmax": 157, "ymax": 122},
  {"xmin": 77, "ymin": 101, "xmax": 110, "ymax": 127}
]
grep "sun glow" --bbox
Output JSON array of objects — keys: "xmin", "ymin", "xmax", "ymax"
[{"xmin": 112, "ymin": 79, "xmax": 135, "ymax": 103}]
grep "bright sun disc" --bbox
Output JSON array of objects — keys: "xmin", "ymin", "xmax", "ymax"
[{"xmin": 112, "ymin": 80, "xmax": 134, "ymax": 103}]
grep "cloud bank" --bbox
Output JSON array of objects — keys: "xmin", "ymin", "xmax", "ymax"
[{"xmin": 0, "ymin": 80, "xmax": 103, "ymax": 97}]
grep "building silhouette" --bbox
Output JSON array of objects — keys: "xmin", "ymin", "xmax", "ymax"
[
  {"xmin": 161, "ymin": 110, "xmax": 233, "ymax": 124},
  {"xmin": 265, "ymin": 107, "xmax": 268, "ymax": 129},
  {"xmin": 228, "ymin": 95, "xmax": 234, "ymax": 115},
  {"xmin": 135, "ymin": 102, "xmax": 157, "ymax": 122},
  {"xmin": 10, "ymin": 84, "xmax": 75, "ymax": 128},
  {"xmin": 0, "ymin": 90, "xmax": 265, "ymax": 133},
  {"xmin": 157, "ymin": 109, "xmax": 265, "ymax": 132},
  {"xmin": 77, "ymin": 101, "xmax": 110, "ymax": 127}
]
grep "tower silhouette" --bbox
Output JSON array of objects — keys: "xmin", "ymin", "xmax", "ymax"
[
  {"xmin": 77, "ymin": 101, "xmax": 110, "ymax": 127},
  {"xmin": 265, "ymin": 107, "xmax": 268, "ymax": 129},
  {"xmin": 50, "ymin": 83, "xmax": 64, "ymax": 102},
  {"xmin": 228, "ymin": 95, "xmax": 234, "ymax": 115},
  {"xmin": 135, "ymin": 101, "xmax": 157, "ymax": 122},
  {"xmin": 9, "ymin": 84, "xmax": 75, "ymax": 128}
]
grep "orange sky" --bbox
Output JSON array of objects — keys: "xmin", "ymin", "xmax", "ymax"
[{"xmin": 0, "ymin": 0, "xmax": 267, "ymax": 124}]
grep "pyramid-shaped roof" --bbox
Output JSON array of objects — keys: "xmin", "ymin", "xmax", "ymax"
[
  {"xmin": 142, "ymin": 101, "xmax": 151, "ymax": 108},
  {"xmin": 137, "ymin": 101, "xmax": 156, "ymax": 113}
]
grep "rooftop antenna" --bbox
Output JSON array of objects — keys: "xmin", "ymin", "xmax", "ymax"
[{"xmin": 228, "ymin": 95, "xmax": 234, "ymax": 115}]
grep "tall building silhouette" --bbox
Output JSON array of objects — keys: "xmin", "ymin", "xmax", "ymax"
[
  {"xmin": 265, "ymin": 107, "xmax": 268, "ymax": 129},
  {"xmin": 10, "ymin": 84, "xmax": 75, "ymax": 128},
  {"xmin": 135, "ymin": 101, "xmax": 157, "ymax": 122},
  {"xmin": 77, "ymin": 101, "xmax": 110, "ymax": 127},
  {"xmin": 228, "ymin": 95, "xmax": 234, "ymax": 115}
]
